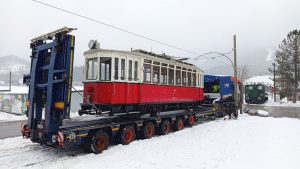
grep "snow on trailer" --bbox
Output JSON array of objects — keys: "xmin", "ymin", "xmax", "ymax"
[{"xmin": 20, "ymin": 27, "xmax": 240, "ymax": 154}]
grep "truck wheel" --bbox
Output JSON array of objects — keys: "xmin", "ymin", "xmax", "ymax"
[
  {"xmin": 159, "ymin": 120, "xmax": 171, "ymax": 135},
  {"xmin": 174, "ymin": 117, "xmax": 184, "ymax": 131},
  {"xmin": 90, "ymin": 130, "xmax": 110, "ymax": 154},
  {"xmin": 186, "ymin": 115, "xmax": 195, "ymax": 126},
  {"xmin": 141, "ymin": 122, "xmax": 155, "ymax": 139},
  {"xmin": 120, "ymin": 126, "xmax": 136, "ymax": 145}
]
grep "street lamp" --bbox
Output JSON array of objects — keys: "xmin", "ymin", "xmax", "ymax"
[{"xmin": 193, "ymin": 35, "xmax": 239, "ymax": 116}]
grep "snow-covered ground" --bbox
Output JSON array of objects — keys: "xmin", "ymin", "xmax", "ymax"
[
  {"xmin": 0, "ymin": 114, "xmax": 299, "ymax": 169},
  {"xmin": 0, "ymin": 86, "xmax": 83, "ymax": 94},
  {"xmin": 0, "ymin": 112, "xmax": 27, "ymax": 122},
  {"xmin": 0, "ymin": 85, "xmax": 28, "ymax": 94},
  {"xmin": 256, "ymin": 110, "xmax": 270, "ymax": 116},
  {"xmin": 0, "ymin": 111, "xmax": 82, "ymax": 122}
]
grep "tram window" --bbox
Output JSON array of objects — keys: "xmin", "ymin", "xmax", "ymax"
[
  {"xmin": 168, "ymin": 68, "xmax": 174, "ymax": 85},
  {"xmin": 187, "ymin": 72, "xmax": 191, "ymax": 86},
  {"xmin": 86, "ymin": 58, "xmax": 98, "ymax": 80},
  {"xmin": 199, "ymin": 73, "xmax": 202, "ymax": 87},
  {"xmin": 176, "ymin": 69, "xmax": 181, "ymax": 85},
  {"xmin": 153, "ymin": 65, "xmax": 160, "ymax": 83},
  {"xmin": 182, "ymin": 71, "xmax": 186, "ymax": 86},
  {"xmin": 114, "ymin": 58, "xmax": 119, "ymax": 80},
  {"xmin": 134, "ymin": 61, "xmax": 138, "ymax": 81},
  {"xmin": 198, "ymin": 73, "xmax": 200, "ymax": 87},
  {"xmin": 160, "ymin": 67, "xmax": 167, "ymax": 84},
  {"xmin": 192, "ymin": 73, "xmax": 196, "ymax": 86},
  {"xmin": 143, "ymin": 63, "xmax": 151, "ymax": 82},
  {"xmin": 153, "ymin": 61, "xmax": 160, "ymax": 65},
  {"xmin": 128, "ymin": 60, "xmax": 133, "ymax": 81},
  {"xmin": 100, "ymin": 57, "xmax": 111, "ymax": 81},
  {"xmin": 144, "ymin": 59, "xmax": 151, "ymax": 64},
  {"xmin": 121, "ymin": 59, "xmax": 125, "ymax": 80}
]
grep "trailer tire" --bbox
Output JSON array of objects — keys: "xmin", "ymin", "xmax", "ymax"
[
  {"xmin": 120, "ymin": 126, "xmax": 136, "ymax": 145},
  {"xmin": 186, "ymin": 115, "xmax": 195, "ymax": 126},
  {"xmin": 174, "ymin": 117, "xmax": 184, "ymax": 131},
  {"xmin": 159, "ymin": 120, "xmax": 171, "ymax": 135},
  {"xmin": 90, "ymin": 130, "xmax": 110, "ymax": 154},
  {"xmin": 141, "ymin": 122, "xmax": 155, "ymax": 139}
]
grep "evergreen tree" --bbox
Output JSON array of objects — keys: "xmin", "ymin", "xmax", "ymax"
[{"xmin": 271, "ymin": 30, "xmax": 300, "ymax": 103}]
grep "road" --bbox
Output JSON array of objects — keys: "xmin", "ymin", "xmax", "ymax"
[
  {"xmin": 245, "ymin": 104, "xmax": 300, "ymax": 119},
  {"xmin": 0, "ymin": 120, "xmax": 26, "ymax": 139},
  {"xmin": 0, "ymin": 105, "xmax": 299, "ymax": 139}
]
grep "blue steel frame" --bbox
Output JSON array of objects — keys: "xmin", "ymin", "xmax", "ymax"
[{"xmin": 24, "ymin": 33, "xmax": 75, "ymax": 143}]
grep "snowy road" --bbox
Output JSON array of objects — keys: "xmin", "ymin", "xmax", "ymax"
[
  {"xmin": 0, "ymin": 114, "xmax": 299, "ymax": 169},
  {"xmin": 0, "ymin": 120, "xmax": 25, "ymax": 139},
  {"xmin": 246, "ymin": 104, "xmax": 300, "ymax": 119}
]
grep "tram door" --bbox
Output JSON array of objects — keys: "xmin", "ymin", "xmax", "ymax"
[{"xmin": 126, "ymin": 58, "xmax": 139, "ymax": 104}]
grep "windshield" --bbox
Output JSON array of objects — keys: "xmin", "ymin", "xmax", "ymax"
[
  {"xmin": 100, "ymin": 57, "xmax": 111, "ymax": 81},
  {"xmin": 204, "ymin": 81, "xmax": 220, "ymax": 93},
  {"xmin": 257, "ymin": 86, "xmax": 263, "ymax": 90},
  {"xmin": 86, "ymin": 58, "xmax": 98, "ymax": 80}
]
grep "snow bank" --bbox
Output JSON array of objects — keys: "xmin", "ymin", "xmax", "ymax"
[
  {"xmin": 0, "ymin": 114, "xmax": 299, "ymax": 169},
  {"xmin": 257, "ymin": 110, "xmax": 270, "ymax": 117},
  {"xmin": 0, "ymin": 85, "xmax": 83, "ymax": 94},
  {"xmin": 0, "ymin": 86, "xmax": 28, "ymax": 94},
  {"xmin": 0, "ymin": 112, "xmax": 26, "ymax": 122}
]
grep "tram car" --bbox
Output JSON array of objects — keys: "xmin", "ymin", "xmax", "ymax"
[
  {"xmin": 245, "ymin": 84, "xmax": 268, "ymax": 104},
  {"xmin": 80, "ymin": 43, "xmax": 204, "ymax": 115}
]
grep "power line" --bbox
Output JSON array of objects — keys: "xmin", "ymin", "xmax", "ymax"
[
  {"xmin": 32, "ymin": 0, "xmax": 233, "ymax": 61},
  {"xmin": 32, "ymin": 0, "xmax": 200, "ymax": 55}
]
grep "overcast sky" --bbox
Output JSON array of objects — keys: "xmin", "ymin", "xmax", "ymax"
[{"xmin": 0, "ymin": 0, "xmax": 299, "ymax": 70}]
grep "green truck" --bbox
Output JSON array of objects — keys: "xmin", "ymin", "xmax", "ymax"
[{"xmin": 245, "ymin": 84, "xmax": 268, "ymax": 104}]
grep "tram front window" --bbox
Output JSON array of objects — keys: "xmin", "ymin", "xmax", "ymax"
[
  {"xmin": 100, "ymin": 57, "xmax": 111, "ymax": 81},
  {"xmin": 86, "ymin": 58, "xmax": 98, "ymax": 80}
]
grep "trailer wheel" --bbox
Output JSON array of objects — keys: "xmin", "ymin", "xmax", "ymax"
[
  {"xmin": 90, "ymin": 130, "xmax": 110, "ymax": 154},
  {"xmin": 120, "ymin": 126, "xmax": 136, "ymax": 145},
  {"xmin": 186, "ymin": 115, "xmax": 195, "ymax": 126},
  {"xmin": 174, "ymin": 117, "xmax": 184, "ymax": 131},
  {"xmin": 141, "ymin": 122, "xmax": 155, "ymax": 139},
  {"xmin": 159, "ymin": 120, "xmax": 171, "ymax": 135}
]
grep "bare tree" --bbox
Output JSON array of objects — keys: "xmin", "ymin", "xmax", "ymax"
[{"xmin": 238, "ymin": 65, "xmax": 249, "ymax": 82}]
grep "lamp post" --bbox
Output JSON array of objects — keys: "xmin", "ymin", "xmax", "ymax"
[
  {"xmin": 233, "ymin": 35, "xmax": 238, "ymax": 114},
  {"xmin": 194, "ymin": 35, "xmax": 239, "ymax": 116},
  {"xmin": 272, "ymin": 62, "xmax": 276, "ymax": 102}
]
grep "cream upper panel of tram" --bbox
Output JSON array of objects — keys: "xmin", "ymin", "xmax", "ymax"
[
  {"xmin": 84, "ymin": 49, "xmax": 204, "ymax": 87},
  {"xmin": 84, "ymin": 49, "xmax": 203, "ymax": 72}
]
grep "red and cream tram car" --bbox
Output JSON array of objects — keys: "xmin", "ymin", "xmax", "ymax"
[{"xmin": 80, "ymin": 46, "xmax": 204, "ymax": 115}]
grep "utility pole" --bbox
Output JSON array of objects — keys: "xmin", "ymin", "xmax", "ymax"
[
  {"xmin": 273, "ymin": 62, "xmax": 276, "ymax": 102},
  {"xmin": 233, "ymin": 35, "xmax": 238, "ymax": 115}
]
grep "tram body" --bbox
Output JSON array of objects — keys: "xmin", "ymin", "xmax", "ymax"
[{"xmin": 80, "ymin": 48, "xmax": 204, "ymax": 114}]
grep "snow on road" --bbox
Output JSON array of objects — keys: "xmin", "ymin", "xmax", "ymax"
[
  {"xmin": 256, "ymin": 110, "xmax": 270, "ymax": 116},
  {"xmin": 0, "ymin": 114, "xmax": 299, "ymax": 169},
  {"xmin": 0, "ymin": 112, "xmax": 26, "ymax": 122}
]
